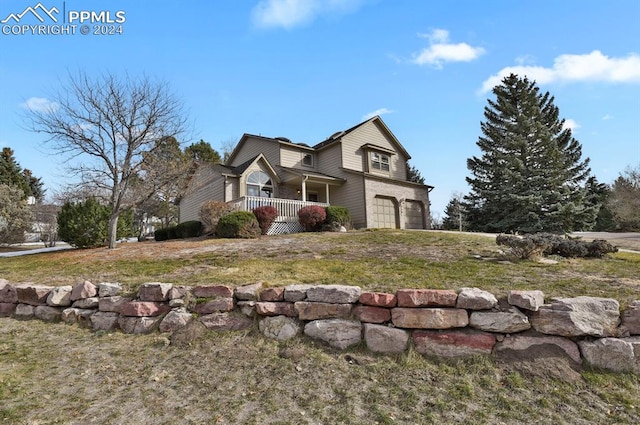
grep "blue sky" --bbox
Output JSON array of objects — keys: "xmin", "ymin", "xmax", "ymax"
[{"xmin": 1, "ymin": 0, "xmax": 639, "ymax": 217}]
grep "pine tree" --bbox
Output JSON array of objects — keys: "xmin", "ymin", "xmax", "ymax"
[
  {"xmin": 442, "ymin": 194, "xmax": 467, "ymax": 231},
  {"xmin": 465, "ymin": 74, "xmax": 595, "ymax": 234}
]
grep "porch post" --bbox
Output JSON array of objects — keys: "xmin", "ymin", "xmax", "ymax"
[
  {"xmin": 325, "ymin": 183, "xmax": 330, "ymax": 204},
  {"xmin": 301, "ymin": 176, "xmax": 307, "ymax": 201}
]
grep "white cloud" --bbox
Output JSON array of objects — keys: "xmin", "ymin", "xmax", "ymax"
[
  {"xmin": 480, "ymin": 50, "xmax": 640, "ymax": 93},
  {"xmin": 562, "ymin": 119, "xmax": 580, "ymax": 131},
  {"xmin": 362, "ymin": 108, "xmax": 394, "ymax": 121},
  {"xmin": 20, "ymin": 97, "xmax": 59, "ymax": 112},
  {"xmin": 411, "ymin": 29, "xmax": 485, "ymax": 69},
  {"xmin": 251, "ymin": 0, "xmax": 364, "ymax": 29},
  {"xmin": 602, "ymin": 114, "xmax": 614, "ymax": 121}
]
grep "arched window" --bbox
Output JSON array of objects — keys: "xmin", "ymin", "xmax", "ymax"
[{"xmin": 246, "ymin": 171, "xmax": 273, "ymax": 198}]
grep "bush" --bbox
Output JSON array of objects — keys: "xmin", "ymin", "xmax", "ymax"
[
  {"xmin": 324, "ymin": 206, "xmax": 350, "ymax": 229},
  {"xmin": 216, "ymin": 211, "xmax": 261, "ymax": 239},
  {"xmin": 167, "ymin": 226, "xmax": 178, "ymax": 240},
  {"xmin": 252, "ymin": 206, "xmax": 279, "ymax": 235},
  {"xmin": 57, "ymin": 198, "xmax": 132, "ymax": 248},
  {"xmin": 154, "ymin": 227, "xmax": 169, "ymax": 241},
  {"xmin": 176, "ymin": 220, "xmax": 202, "ymax": 238},
  {"xmin": 298, "ymin": 205, "xmax": 327, "ymax": 232},
  {"xmin": 497, "ymin": 233, "xmax": 618, "ymax": 260},
  {"xmin": 200, "ymin": 200, "xmax": 235, "ymax": 235}
]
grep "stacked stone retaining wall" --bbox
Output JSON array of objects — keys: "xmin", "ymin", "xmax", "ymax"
[{"xmin": 1, "ymin": 279, "xmax": 639, "ymax": 373}]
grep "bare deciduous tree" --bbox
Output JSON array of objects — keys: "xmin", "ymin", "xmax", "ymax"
[{"xmin": 26, "ymin": 71, "xmax": 189, "ymax": 248}]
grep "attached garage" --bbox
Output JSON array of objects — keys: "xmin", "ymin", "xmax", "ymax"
[
  {"xmin": 373, "ymin": 196, "xmax": 398, "ymax": 228},
  {"xmin": 405, "ymin": 200, "xmax": 425, "ymax": 229}
]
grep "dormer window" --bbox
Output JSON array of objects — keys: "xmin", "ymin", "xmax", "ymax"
[
  {"xmin": 302, "ymin": 153, "xmax": 314, "ymax": 167},
  {"xmin": 371, "ymin": 152, "xmax": 390, "ymax": 172},
  {"xmin": 247, "ymin": 171, "xmax": 273, "ymax": 198}
]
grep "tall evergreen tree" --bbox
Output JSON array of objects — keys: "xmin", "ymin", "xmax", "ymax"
[
  {"xmin": 0, "ymin": 147, "xmax": 45, "ymax": 202},
  {"xmin": 465, "ymin": 74, "xmax": 595, "ymax": 233},
  {"xmin": 442, "ymin": 193, "xmax": 467, "ymax": 231}
]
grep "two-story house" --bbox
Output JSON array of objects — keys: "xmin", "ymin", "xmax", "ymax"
[{"xmin": 179, "ymin": 116, "xmax": 434, "ymax": 233}]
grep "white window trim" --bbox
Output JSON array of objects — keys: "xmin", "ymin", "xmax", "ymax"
[
  {"xmin": 371, "ymin": 152, "xmax": 390, "ymax": 172},
  {"xmin": 302, "ymin": 153, "xmax": 314, "ymax": 167}
]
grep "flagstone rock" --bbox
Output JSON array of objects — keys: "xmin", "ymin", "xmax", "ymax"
[
  {"xmin": 256, "ymin": 301, "xmax": 296, "ymax": 317},
  {"xmin": 0, "ymin": 279, "xmax": 17, "ymax": 303},
  {"xmin": 192, "ymin": 285, "xmax": 233, "ymax": 298},
  {"xmin": 259, "ymin": 287, "xmax": 285, "ymax": 301},
  {"xmin": 469, "ymin": 306, "xmax": 531, "ymax": 333},
  {"xmin": 159, "ymin": 308, "xmax": 193, "ymax": 333},
  {"xmin": 192, "ymin": 298, "xmax": 234, "ymax": 314},
  {"xmin": 91, "ymin": 311, "xmax": 119, "ymax": 331},
  {"xmin": 138, "ymin": 282, "xmax": 173, "ymax": 302},
  {"xmin": 237, "ymin": 301, "xmax": 256, "ymax": 317},
  {"xmin": 306, "ymin": 285, "xmax": 361, "ymax": 304},
  {"xmin": 98, "ymin": 296, "xmax": 131, "ymax": 313},
  {"xmin": 169, "ymin": 298, "xmax": 185, "ymax": 308},
  {"xmin": 352, "ymin": 305, "xmax": 391, "ymax": 324},
  {"xmin": 621, "ymin": 301, "xmax": 640, "ymax": 335},
  {"xmin": 14, "ymin": 303, "xmax": 35, "ymax": 319},
  {"xmin": 508, "ymin": 290, "xmax": 545, "ymax": 311},
  {"xmin": 120, "ymin": 301, "xmax": 170, "ymax": 317},
  {"xmin": 61, "ymin": 308, "xmax": 94, "ymax": 326},
  {"xmin": 413, "ymin": 329, "xmax": 496, "ymax": 358},
  {"xmin": 70, "ymin": 280, "xmax": 97, "ymax": 301},
  {"xmin": 283, "ymin": 284, "xmax": 313, "ymax": 302},
  {"xmin": 199, "ymin": 312, "xmax": 253, "ymax": 331},
  {"xmin": 359, "ymin": 292, "xmax": 397, "ymax": 308},
  {"xmin": 530, "ymin": 296, "xmax": 620, "ymax": 337},
  {"xmin": 456, "ymin": 287, "xmax": 498, "ymax": 310},
  {"xmin": 391, "ymin": 308, "xmax": 468, "ymax": 329},
  {"xmin": 98, "ymin": 282, "xmax": 121, "ymax": 297},
  {"xmin": 119, "ymin": 316, "xmax": 163, "ymax": 334},
  {"xmin": 364, "ymin": 324, "xmax": 409, "ymax": 354},
  {"xmin": 34, "ymin": 305, "xmax": 62, "ymax": 322},
  {"xmin": 295, "ymin": 301, "xmax": 352, "ymax": 320},
  {"xmin": 235, "ymin": 282, "xmax": 263, "ymax": 301},
  {"xmin": 46, "ymin": 286, "xmax": 72, "ymax": 307},
  {"xmin": 304, "ymin": 319, "xmax": 362, "ymax": 349},
  {"xmin": 15, "ymin": 284, "xmax": 53, "ymax": 306},
  {"xmin": 72, "ymin": 297, "xmax": 99, "ymax": 309},
  {"xmin": 168, "ymin": 285, "xmax": 190, "ymax": 300},
  {"xmin": 396, "ymin": 289, "xmax": 457, "ymax": 307},
  {"xmin": 259, "ymin": 315, "xmax": 302, "ymax": 340},
  {"xmin": 494, "ymin": 334, "xmax": 582, "ymax": 365},
  {"xmin": 579, "ymin": 338, "xmax": 640, "ymax": 373},
  {"xmin": 0, "ymin": 303, "xmax": 17, "ymax": 317}
]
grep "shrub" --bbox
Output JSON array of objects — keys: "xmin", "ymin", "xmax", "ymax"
[
  {"xmin": 586, "ymin": 239, "xmax": 618, "ymax": 258},
  {"xmin": 497, "ymin": 233, "xmax": 619, "ymax": 260},
  {"xmin": 298, "ymin": 205, "xmax": 327, "ymax": 232},
  {"xmin": 166, "ymin": 225, "xmax": 179, "ymax": 240},
  {"xmin": 216, "ymin": 211, "xmax": 261, "ymax": 239},
  {"xmin": 252, "ymin": 205, "xmax": 279, "ymax": 235},
  {"xmin": 154, "ymin": 227, "xmax": 169, "ymax": 241},
  {"xmin": 324, "ymin": 206, "xmax": 350, "ymax": 229},
  {"xmin": 496, "ymin": 234, "xmax": 546, "ymax": 260},
  {"xmin": 176, "ymin": 220, "xmax": 202, "ymax": 238},
  {"xmin": 200, "ymin": 200, "xmax": 236, "ymax": 235}
]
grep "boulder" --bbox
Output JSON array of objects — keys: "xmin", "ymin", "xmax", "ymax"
[
  {"xmin": 413, "ymin": 329, "xmax": 496, "ymax": 358},
  {"xmin": 255, "ymin": 302, "xmax": 296, "ymax": 317},
  {"xmin": 621, "ymin": 301, "xmax": 640, "ymax": 335},
  {"xmin": 120, "ymin": 301, "xmax": 170, "ymax": 317},
  {"xmin": 364, "ymin": 324, "xmax": 409, "ymax": 354},
  {"xmin": 14, "ymin": 303, "xmax": 34, "ymax": 319},
  {"xmin": 168, "ymin": 286, "xmax": 190, "ymax": 300},
  {"xmin": 237, "ymin": 301, "xmax": 256, "ymax": 317},
  {"xmin": 391, "ymin": 308, "xmax": 468, "ymax": 329},
  {"xmin": 199, "ymin": 312, "xmax": 253, "ymax": 331},
  {"xmin": 98, "ymin": 296, "xmax": 131, "ymax": 313},
  {"xmin": 90, "ymin": 311, "xmax": 119, "ymax": 331},
  {"xmin": 456, "ymin": 287, "xmax": 498, "ymax": 310},
  {"xmin": 15, "ymin": 284, "xmax": 53, "ymax": 306},
  {"xmin": 34, "ymin": 305, "xmax": 62, "ymax": 322},
  {"xmin": 46, "ymin": 286, "xmax": 72, "ymax": 307},
  {"xmin": 71, "ymin": 297, "xmax": 99, "ymax": 309},
  {"xmin": 61, "ymin": 308, "xmax": 94, "ymax": 326},
  {"xmin": 306, "ymin": 285, "xmax": 361, "ymax": 304},
  {"xmin": 359, "ymin": 292, "xmax": 397, "ymax": 308},
  {"xmin": 192, "ymin": 298, "xmax": 234, "ymax": 314},
  {"xmin": 508, "ymin": 290, "xmax": 545, "ymax": 311},
  {"xmin": 70, "ymin": 280, "xmax": 97, "ymax": 301},
  {"xmin": 0, "ymin": 303, "xmax": 17, "ymax": 317},
  {"xmin": 396, "ymin": 289, "xmax": 457, "ymax": 307},
  {"xmin": 494, "ymin": 334, "xmax": 582, "ymax": 365},
  {"xmin": 138, "ymin": 282, "xmax": 173, "ymax": 302},
  {"xmin": 235, "ymin": 282, "xmax": 263, "ymax": 301},
  {"xmin": 259, "ymin": 315, "xmax": 302, "ymax": 341},
  {"xmin": 283, "ymin": 284, "xmax": 313, "ymax": 302},
  {"xmin": 294, "ymin": 301, "xmax": 352, "ymax": 321},
  {"xmin": 192, "ymin": 285, "xmax": 233, "ymax": 298},
  {"xmin": 259, "ymin": 287, "xmax": 285, "ymax": 301},
  {"xmin": 119, "ymin": 316, "xmax": 163, "ymax": 334},
  {"xmin": 0, "ymin": 279, "xmax": 18, "ymax": 303},
  {"xmin": 159, "ymin": 308, "xmax": 193, "ymax": 333},
  {"xmin": 352, "ymin": 306, "xmax": 391, "ymax": 324},
  {"xmin": 304, "ymin": 319, "xmax": 362, "ymax": 350},
  {"xmin": 530, "ymin": 296, "xmax": 620, "ymax": 337},
  {"xmin": 579, "ymin": 338, "xmax": 640, "ymax": 373},
  {"xmin": 98, "ymin": 282, "xmax": 121, "ymax": 297},
  {"xmin": 469, "ymin": 306, "xmax": 531, "ymax": 333}
]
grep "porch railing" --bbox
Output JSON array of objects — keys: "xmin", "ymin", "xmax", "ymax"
[{"xmin": 228, "ymin": 196, "xmax": 329, "ymax": 220}]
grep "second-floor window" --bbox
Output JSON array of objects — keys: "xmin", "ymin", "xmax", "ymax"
[
  {"xmin": 302, "ymin": 153, "xmax": 314, "ymax": 167},
  {"xmin": 371, "ymin": 152, "xmax": 390, "ymax": 172}
]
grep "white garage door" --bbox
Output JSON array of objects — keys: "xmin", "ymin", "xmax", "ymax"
[
  {"xmin": 405, "ymin": 200, "xmax": 424, "ymax": 229},
  {"xmin": 373, "ymin": 196, "xmax": 398, "ymax": 228}
]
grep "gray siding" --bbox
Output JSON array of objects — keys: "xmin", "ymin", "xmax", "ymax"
[
  {"xmin": 280, "ymin": 144, "xmax": 316, "ymax": 169},
  {"xmin": 230, "ymin": 137, "xmax": 280, "ymax": 167},
  {"xmin": 317, "ymin": 143, "xmax": 343, "ymax": 178},
  {"xmin": 179, "ymin": 165, "xmax": 226, "ymax": 223},
  {"xmin": 330, "ymin": 174, "xmax": 366, "ymax": 228}
]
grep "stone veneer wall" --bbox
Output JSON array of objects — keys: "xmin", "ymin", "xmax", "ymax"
[{"xmin": 1, "ymin": 279, "xmax": 639, "ymax": 373}]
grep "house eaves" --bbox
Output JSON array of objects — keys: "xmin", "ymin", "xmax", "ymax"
[{"xmin": 341, "ymin": 167, "xmax": 434, "ymax": 191}]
